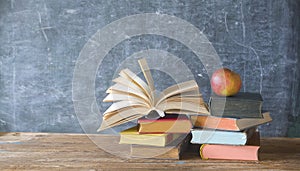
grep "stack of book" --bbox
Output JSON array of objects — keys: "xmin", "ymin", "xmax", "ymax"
[
  {"xmin": 98, "ymin": 58, "xmax": 209, "ymax": 159},
  {"xmin": 119, "ymin": 114, "xmax": 193, "ymax": 159},
  {"xmin": 190, "ymin": 92, "xmax": 272, "ymax": 161},
  {"xmin": 98, "ymin": 58, "xmax": 272, "ymax": 160}
]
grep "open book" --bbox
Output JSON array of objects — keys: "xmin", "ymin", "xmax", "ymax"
[{"xmin": 98, "ymin": 58, "xmax": 209, "ymax": 131}]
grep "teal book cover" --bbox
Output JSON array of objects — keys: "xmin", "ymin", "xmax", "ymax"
[{"xmin": 190, "ymin": 129, "xmax": 254, "ymax": 145}]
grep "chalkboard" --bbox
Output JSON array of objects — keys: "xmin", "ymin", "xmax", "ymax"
[{"xmin": 0, "ymin": 0, "xmax": 299, "ymax": 137}]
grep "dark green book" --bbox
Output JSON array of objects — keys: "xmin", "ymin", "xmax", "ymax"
[
  {"xmin": 209, "ymin": 92, "xmax": 263, "ymax": 118},
  {"xmin": 130, "ymin": 134, "xmax": 192, "ymax": 160}
]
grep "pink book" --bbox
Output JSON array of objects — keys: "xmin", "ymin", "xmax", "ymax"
[
  {"xmin": 200, "ymin": 144, "xmax": 260, "ymax": 161},
  {"xmin": 200, "ymin": 131, "xmax": 260, "ymax": 161}
]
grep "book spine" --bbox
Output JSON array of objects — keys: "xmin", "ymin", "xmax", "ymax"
[
  {"xmin": 200, "ymin": 144, "xmax": 260, "ymax": 161},
  {"xmin": 210, "ymin": 99, "xmax": 263, "ymax": 118},
  {"xmin": 190, "ymin": 130, "xmax": 247, "ymax": 145},
  {"xmin": 191, "ymin": 116, "xmax": 239, "ymax": 131}
]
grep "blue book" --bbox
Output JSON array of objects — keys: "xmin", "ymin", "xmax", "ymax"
[{"xmin": 190, "ymin": 128, "xmax": 256, "ymax": 145}]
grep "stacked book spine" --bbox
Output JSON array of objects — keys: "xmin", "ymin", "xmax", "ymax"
[
  {"xmin": 190, "ymin": 92, "xmax": 272, "ymax": 161},
  {"xmin": 118, "ymin": 114, "xmax": 193, "ymax": 159}
]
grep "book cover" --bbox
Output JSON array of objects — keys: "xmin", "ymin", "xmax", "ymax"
[
  {"xmin": 190, "ymin": 128, "xmax": 256, "ymax": 145},
  {"xmin": 130, "ymin": 134, "xmax": 191, "ymax": 159},
  {"xmin": 98, "ymin": 58, "xmax": 209, "ymax": 131},
  {"xmin": 119, "ymin": 126, "xmax": 183, "ymax": 147},
  {"xmin": 138, "ymin": 114, "xmax": 192, "ymax": 134},
  {"xmin": 209, "ymin": 92, "xmax": 263, "ymax": 118},
  {"xmin": 200, "ymin": 132, "xmax": 260, "ymax": 161},
  {"xmin": 190, "ymin": 112, "xmax": 272, "ymax": 131}
]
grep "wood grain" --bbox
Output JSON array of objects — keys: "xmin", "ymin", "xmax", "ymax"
[{"xmin": 0, "ymin": 132, "xmax": 299, "ymax": 170}]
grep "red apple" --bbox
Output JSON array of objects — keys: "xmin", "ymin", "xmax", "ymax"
[{"xmin": 210, "ymin": 68, "xmax": 242, "ymax": 96}]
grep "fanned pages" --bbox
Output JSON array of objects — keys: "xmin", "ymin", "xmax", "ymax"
[
  {"xmin": 138, "ymin": 58, "xmax": 155, "ymax": 93},
  {"xmin": 98, "ymin": 58, "xmax": 209, "ymax": 131}
]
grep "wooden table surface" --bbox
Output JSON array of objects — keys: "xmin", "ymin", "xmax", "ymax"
[{"xmin": 0, "ymin": 132, "xmax": 299, "ymax": 170}]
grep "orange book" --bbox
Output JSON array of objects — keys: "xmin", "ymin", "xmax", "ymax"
[
  {"xmin": 191, "ymin": 112, "xmax": 272, "ymax": 131},
  {"xmin": 200, "ymin": 132, "xmax": 260, "ymax": 161},
  {"xmin": 138, "ymin": 114, "xmax": 192, "ymax": 134}
]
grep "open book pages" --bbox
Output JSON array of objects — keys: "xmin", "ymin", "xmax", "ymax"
[{"xmin": 98, "ymin": 58, "xmax": 209, "ymax": 131}]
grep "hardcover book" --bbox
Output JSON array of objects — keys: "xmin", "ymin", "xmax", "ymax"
[
  {"xmin": 190, "ymin": 112, "xmax": 272, "ymax": 131},
  {"xmin": 209, "ymin": 92, "xmax": 263, "ymax": 118},
  {"xmin": 130, "ymin": 134, "xmax": 191, "ymax": 159},
  {"xmin": 119, "ymin": 126, "xmax": 183, "ymax": 147},
  {"xmin": 98, "ymin": 58, "xmax": 209, "ymax": 131},
  {"xmin": 190, "ymin": 127, "xmax": 256, "ymax": 145},
  {"xmin": 200, "ymin": 132, "xmax": 260, "ymax": 161},
  {"xmin": 138, "ymin": 114, "xmax": 192, "ymax": 134}
]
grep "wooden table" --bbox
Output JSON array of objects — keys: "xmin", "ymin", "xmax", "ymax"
[{"xmin": 0, "ymin": 132, "xmax": 299, "ymax": 170}]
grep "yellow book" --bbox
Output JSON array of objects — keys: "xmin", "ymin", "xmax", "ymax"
[{"xmin": 119, "ymin": 126, "xmax": 183, "ymax": 147}]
